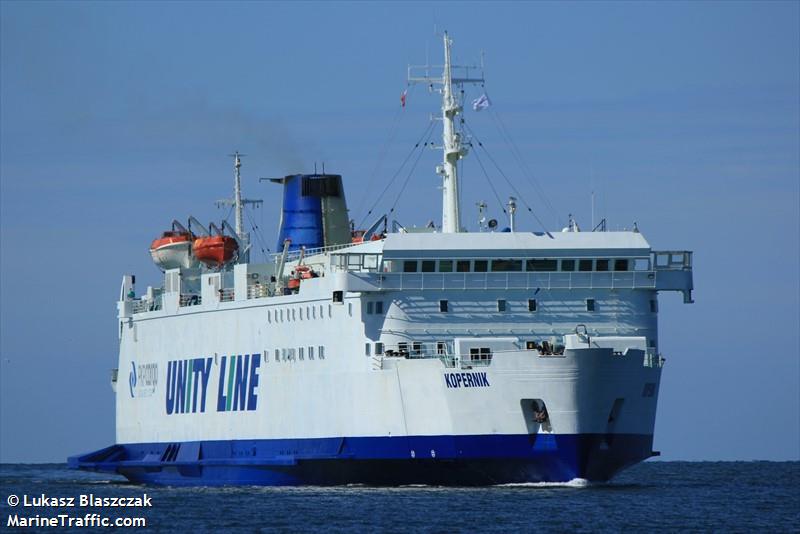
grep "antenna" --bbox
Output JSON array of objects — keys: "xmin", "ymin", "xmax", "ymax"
[{"xmin": 507, "ymin": 197, "xmax": 517, "ymax": 233}]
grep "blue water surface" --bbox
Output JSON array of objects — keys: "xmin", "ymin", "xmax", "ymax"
[{"xmin": 1, "ymin": 462, "xmax": 798, "ymax": 532}]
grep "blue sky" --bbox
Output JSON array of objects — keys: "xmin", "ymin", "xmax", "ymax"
[{"xmin": 1, "ymin": 1, "xmax": 798, "ymax": 462}]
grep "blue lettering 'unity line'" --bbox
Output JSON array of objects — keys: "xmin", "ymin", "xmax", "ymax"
[
  {"xmin": 165, "ymin": 361, "xmax": 176, "ymax": 414},
  {"xmin": 217, "ymin": 356, "xmax": 228, "ymax": 412},
  {"xmin": 232, "ymin": 355, "xmax": 250, "ymax": 412},
  {"xmin": 247, "ymin": 353, "xmax": 261, "ymax": 411}
]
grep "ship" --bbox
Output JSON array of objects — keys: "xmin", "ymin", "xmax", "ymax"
[{"xmin": 69, "ymin": 33, "xmax": 694, "ymax": 486}]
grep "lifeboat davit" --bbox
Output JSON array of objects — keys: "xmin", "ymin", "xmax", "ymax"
[
  {"xmin": 193, "ymin": 235, "xmax": 238, "ymax": 268},
  {"xmin": 150, "ymin": 230, "xmax": 198, "ymax": 270}
]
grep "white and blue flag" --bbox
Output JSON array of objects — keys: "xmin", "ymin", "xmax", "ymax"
[{"xmin": 472, "ymin": 93, "xmax": 491, "ymax": 111}]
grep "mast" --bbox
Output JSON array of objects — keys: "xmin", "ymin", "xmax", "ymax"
[
  {"xmin": 408, "ymin": 32, "xmax": 484, "ymax": 233},
  {"xmin": 234, "ymin": 151, "xmax": 244, "ymax": 239},
  {"xmin": 216, "ymin": 152, "xmax": 262, "ymax": 263},
  {"xmin": 440, "ymin": 33, "xmax": 461, "ymax": 233}
]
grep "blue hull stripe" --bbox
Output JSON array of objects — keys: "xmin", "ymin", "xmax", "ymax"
[{"xmin": 69, "ymin": 433, "xmax": 655, "ymax": 486}]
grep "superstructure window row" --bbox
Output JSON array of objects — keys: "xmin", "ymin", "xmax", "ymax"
[{"xmin": 392, "ymin": 258, "xmax": 637, "ymax": 273}]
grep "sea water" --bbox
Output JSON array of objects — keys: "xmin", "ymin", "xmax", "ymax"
[{"xmin": 1, "ymin": 462, "xmax": 798, "ymax": 532}]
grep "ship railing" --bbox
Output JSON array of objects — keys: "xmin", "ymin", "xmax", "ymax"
[
  {"xmin": 132, "ymin": 297, "xmax": 163, "ymax": 314},
  {"xmin": 380, "ymin": 342, "xmax": 456, "ymax": 367},
  {"xmin": 247, "ymin": 284, "xmax": 272, "ymax": 299},
  {"xmin": 220, "ymin": 288, "xmax": 235, "ymax": 302},
  {"xmin": 272, "ymin": 241, "xmax": 363, "ymax": 263},
  {"xmin": 354, "ymin": 270, "xmax": 659, "ymax": 291},
  {"xmin": 179, "ymin": 294, "xmax": 202, "ymax": 307}
]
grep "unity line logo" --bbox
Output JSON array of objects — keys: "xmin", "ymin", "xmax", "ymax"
[{"xmin": 165, "ymin": 354, "xmax": 261, "ymax": 415}]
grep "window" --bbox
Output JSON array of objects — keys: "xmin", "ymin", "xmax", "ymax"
[
  {"xmin": 308, "ymin": 346, "xmax": 314, "ymax": 360},
  {"xmin": 614, "ymin": 259, "xmax": 629, "ymax": 271},
  {"xmin": 439, "ymin": 300, "xmax": 449, "ymax": 313},
  {"xmin": 375, "ymin": 301, "xmax": 384, "ymax": 314},
  {"xmin": 367, "ymin": 302, "xmax": 374, "ymax": 314},
  {"xmin": 318, "ymin": 346, "xmax": 325, "ymax": 359},
  {"xmin": 492, "ymin": 259, "xmax": 522, "ymax": 272},
  {"xmin": 650, "ymin": 299, "xmax": 658, "ymax": 313},
  {"xmin": 586, "ymin": 299, "xmax": 596, "ymax": 312},
  {"xmin": 439, "ymin": 260, "xmax": 453, "ymax": 272},
  {"xmin": 437, "ymin": 341, "xmax": 446, "ymax": 355},
  {"xmin": 526, "ymin": 259, "xmax": 558, "ymax": 271},
  {"xmin": 579, "ymin": 259, "xmax": 593, "ymax": 272},
  {"xmin": 474, "ymin": 260, "xmax": 489, "ymax": 272},
  {"xmin": 497, "ymin": 299, "xmax": 507, "ymax": 312},
  {"xmin": 403, "ymin": 260, "xmax": 418, "ymax": 273},
  {"xmin": 311, "ymin": 306, "xmax": 316, "ymax": 319},
  {"xmin": 299, "ymin": 347, "xmax": 305, "ymax": 360},
  {"xmin": 365, "ymin": 343, "xmax": 371, "ymax": 356},
  {"xmin": 596, "ymin": 259, "xmax": 609, "ymax": 272},
  {"xmin": 267, "ymin": 310, "xmax": 272, "ymax": 323},
  {"xmin": 274, "ymin": 349, "xmax": 280, "ymax": 362},
  {"xmin": 456, "ymin": 260, "xmax": 471, "ymax": 272},
  {"xmin": 561, "ymin": 259, "xmax": 576, "ymax": 271},
  {"xmin": 528, "ymin": 299, "xmax": 537, "ymax": 312},
  {"xmin": 332, "ymin": 291, "xmax": 343, "ymax": 303},
  {"xmin": 469, "ymin": 347, "xmax": 492, "ymax": 362},
  {"xmin": 421, "ymin": 260, "xmax": 435, "ymax": 272},
  {"xmin": 281, "ymin": 348, "xmax": 287, "ymax": 361},
  {"xmin": 634, "ymin": 258, "xmax": 650, "ymax": 271},
  {"xmin": 299, "ymin": 307, "xmax": 304, "ymax": 320},
  {"xmin": 375, "ymin": 342, "xmax": 384, "ymax": 355},
  {"xmin": 412, "ymin": 342, "xmax": 422, "ymax": 355}
]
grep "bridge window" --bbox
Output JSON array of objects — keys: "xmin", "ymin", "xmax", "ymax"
[
  {"xmin": 528, "ymin": 299, "xmax": 538, "ymax": 312},
  {"xmin": 527, "ymin": 259, "xmax": 557, "ymax": 271},
  {"xmin": 375, "ymin": 342, "xmax": 384, "ymax": 355},
  {"xmin": 367, "ymin": 302, "xmax": 374, "ymax": 314},
  {"xmin": 469, "ymin": 347, "xmax": 492, "ymax": 363},
  {"xmin": 375, "ymin": 301, "xmax": 384, "ymax": 314},
  {"xmin": 586, "ymin": 299, "xmax": 596, "ymax": 312},
  {"xmin": 579, "ymin": 259, "xmax": 593, "ymax": 272},
  {"xmin": 456, "ymin": 260, "xmax": 471, "ymax": 272},
  {"xmin": 421, "ymin": 260, "xmax": 435, "ymax": 272},
  {"xmin": 439, "ymin": 260, "xmax": 453, "ymax": 272},
  {"xmin": 561, "ymin": 259, "xmax": 576, "ymax": 271},
  {"xmin": 596, "ymin": 259, "xmax": 609, "ymax": 272},
  {"xmin": 497, "ymin": 299, "xmax": 507, "ymax": 312},
  {"xmin": 403, "ymin": 261, "xmax": 418, "ymax": 273},
  {"xmin": 614, "ymin": 259, "xmax": 629, "ymax": 271},
  {"xmin": 365, "ymin": 343, "xmax": 371, "ymax": 356},
  {"xmin": 439, "ymin": 300, "xmax": 449, "ymax": 313},
  {"xmin": 492, "ymin": 259, "xmax": 522, "ymax": 272},
  {"xmin": 474, "ymin": 260, "xmax": 489, "ymax": 272},
  {"xmin": 650, "ymin": 299, "xmax": 658, "ymax": 313}
]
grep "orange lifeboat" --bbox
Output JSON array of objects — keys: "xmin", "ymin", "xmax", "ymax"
[
  {"xmin": 192, "ymin": 235, "xmax": 239, "ymax": 268},
  {"xmin": 150, "ymin": 230, "xmax": 196, "ymax": 270}
]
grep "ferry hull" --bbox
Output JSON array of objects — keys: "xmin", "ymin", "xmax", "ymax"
[{"xmin": 69, "ymin": 433, "xmax": 654, "ymax": 486}]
